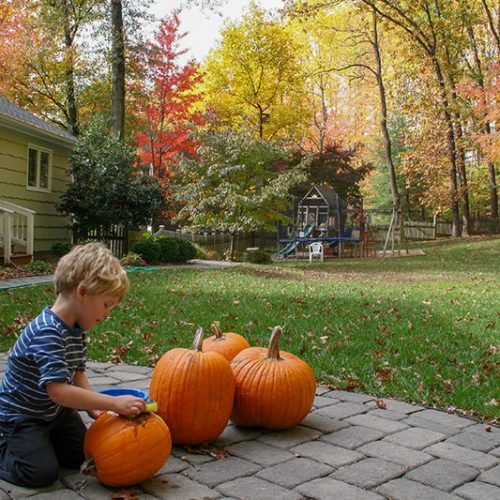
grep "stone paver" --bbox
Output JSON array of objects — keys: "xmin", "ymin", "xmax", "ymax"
[
  {"xmin": 0, "ymin": 351, "xmax": 497, "ymax": 499},
  {"xmin": 346, "ymin": 413, "xmax": 409, "ymax": 434},
  {"xmin": 478, "ymin": 463, "xmax": 500, "ymax": 487},
  {"xmin": 358, "ymin": 440, "xmax": 434, "ymax": 468},
  {"xmin": 424, "ymin": 442, "xmax": 499, "ymax": 470},
  {"xmin": 321, "ymin": 424, "xmax": 385, "ymax": 450},
  {"xmin": 226, "ymin": 440, "xmax": 294, "ymax": 466},
  {"xmin": 317, "ymin": 401, "xmax": 368, "ymax": 419},
  {"xmin": 217, "ymin": 476, "xmax": 302, "ymax": 500},
  {"xmin": 184, "ymin": 456, "xmax": 261, "ymax": 487},
  {"xmin": 299, "ymin": 410, "xmax": 349, "ymax": 433},
  {"xmin": 255, "ymin": 457, "xmax": 333, "ymax": 488},
  {"xmin": 375, "ymin": 478, "xmax": 461, "ymax": 499},
  {"xmin": 331, "ymin": 457, "xmax": 407, "ymax": 489},
  {"xmin": 405, "ymin": 458, "xmax": 479, "ymax": 492},
  {"xmin": 453, "ymin": 480, "xmax": 500, "ymax": 499},
  {"xmin": 142, "ymin": 473, "xmax": 220, "ymax": 499},
  {"xmin": 256, "ymin": 425, "xmax": 322, "ymax": 448},
  {"xmin": 447, "ymin": 430, "xmax": 500, "ymax": 453},
  {"xmin": 291, "ymin": 440, "xmax": 364, "ymax": 468},
  {"xmin": 384, "ymin": 426, "xmax": 446, "ymax": 449},
  {"xmin": 296, "ymin": 477, "xmax": 384, "ymax": 499}
]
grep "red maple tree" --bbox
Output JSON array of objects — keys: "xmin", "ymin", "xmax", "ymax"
[{"xmin": 133, "ymin": 12, "xmax": 203, "ymax": 185}]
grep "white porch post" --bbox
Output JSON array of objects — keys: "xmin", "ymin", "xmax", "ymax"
[
  {"xmin": 4, "ymin": 211, "xmax": 12, "ymax": 264},
  {"xmin": 26, "ymin": 213, "xmax": 34, "ymax": 256}
]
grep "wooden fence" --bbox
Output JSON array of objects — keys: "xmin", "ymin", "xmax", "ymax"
[{"xmin": 76, "ymin": 225, "xmax": 129, "ymax": 258}]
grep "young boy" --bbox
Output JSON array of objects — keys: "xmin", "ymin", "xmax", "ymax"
[{"xmin": 0, "ymin": 242, "xmax": 145, "ymax": 488}]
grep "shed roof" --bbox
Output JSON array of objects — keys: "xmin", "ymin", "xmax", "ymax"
[
  {"xmin": 300, "ymin": 185, "xmax": 340, "ymax": 206},
  {"xmin": 0, "ymin": 97, "xmax": 76, "ymax": 145}
]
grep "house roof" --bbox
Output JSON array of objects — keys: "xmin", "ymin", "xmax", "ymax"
[{"xmin": 0, "ymin": 97, "xmax": 77, "ymax": 145}]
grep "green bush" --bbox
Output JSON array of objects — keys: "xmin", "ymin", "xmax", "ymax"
[
  {"xmin": 131, "ymin": 239, "xmax": 161, "ymax": 264},
  {"xmin": 175, "ymin": 238, "xmax": 196, "ymax": 262},
  {"xmin": 156, "ymin": 236, "xmax": 180, "ymax": 263},
  {"xmin": 51, "ymin": 241, "xmax": 73, "ymax": 258},
  {"xmin": 23, "ymin": 260, "xmax": 51, "ymax": 274},
  {"xmin": 245, "ymin": 248, "xmax": 272, "ymax": 264}
]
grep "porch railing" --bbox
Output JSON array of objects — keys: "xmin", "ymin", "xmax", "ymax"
[{"xmin": 0, "ymin": 200, "xmax": 35, "ymax": 264}]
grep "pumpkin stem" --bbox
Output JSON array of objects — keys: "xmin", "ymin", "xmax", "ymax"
[
  {"xmin": 210, "ymin": 321, "xmax": 225, "ymax": 340},
  {"xmin": 192, "ymin": 326, "xmax": 205, "ymax": 352},
  {"xmin": 80, "ymin": 457, "xmax": 96, "ymax": 474},
  {"xmin": 267, "ymin": 326, "xmax": 283, "ymax": 361}
]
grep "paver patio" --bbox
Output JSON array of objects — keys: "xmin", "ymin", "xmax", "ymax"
[{"xmin": 0, "ymin": 355, "xmax": 498, "ymax": 499}]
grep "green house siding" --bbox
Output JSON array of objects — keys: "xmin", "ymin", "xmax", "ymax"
[{"xmin": 0, "ymin": 124, "xmax": 74, "ymax": 253}]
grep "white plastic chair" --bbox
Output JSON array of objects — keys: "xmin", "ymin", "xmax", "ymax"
[{"xmin": 308, "ymin": 242, "xmax": 324, "ymax": 262}]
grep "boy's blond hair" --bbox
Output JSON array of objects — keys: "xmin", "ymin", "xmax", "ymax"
[{"xmin": 54, "ymin": 242, "xmax": 129, "ymax": 298}]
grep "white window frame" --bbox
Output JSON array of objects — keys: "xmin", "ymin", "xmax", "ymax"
[{"xmin": 26, "ymin": 144, "xmax": 52, "ymax": 192}]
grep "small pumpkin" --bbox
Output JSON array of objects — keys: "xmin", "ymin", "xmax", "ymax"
[
  {"xmin": 202, "ymin": 321, "xmax": 250, "ymax": 361},
  {"xmin": 83, "ymin": 411, "xmax": 171, "ymax": 487},
  {"xmin": 149, "ymin": 326, "xmax": 235, "ymax": 445},
  {"xmin": 230, "ymin": 326, "xmax": 316, "ymax": 429}
]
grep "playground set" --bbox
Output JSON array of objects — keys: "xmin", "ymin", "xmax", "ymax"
[{"xmin": 275, "ymin": 185, "xmax": 375, "ymax": 260}]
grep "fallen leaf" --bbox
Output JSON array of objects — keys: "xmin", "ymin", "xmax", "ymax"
[{"xmin": 374, "ymin": 398, "xmax": 387, "ymax": 409}]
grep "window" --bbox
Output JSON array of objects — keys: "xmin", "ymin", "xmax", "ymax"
[{"xmin": 27, "ymin": 145, "xmax": 52, "ymax": 191}]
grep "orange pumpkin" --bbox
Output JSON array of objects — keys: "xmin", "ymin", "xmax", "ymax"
[
  {"xmin": 202, "ymin": 321, "xmax": 250, "ymax": 361},
  {"xmin": 149, "ymin": 326, "xmax": 235, "ymax": 445},
  {"xmin": 230, "ymin": 326, "xmax": 316, "ymax": 429},
  {"xmin": 83, "ymin": 411, "xmax": 171, "ymax": 487}
]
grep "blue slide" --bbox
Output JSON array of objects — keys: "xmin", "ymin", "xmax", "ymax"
[{"xmin": 275, "ymin": 224, "xmax": 314, "ymax": 259}]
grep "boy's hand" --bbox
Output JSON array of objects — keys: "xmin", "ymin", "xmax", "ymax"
[
  {"xmin": 113, "ymin": 395, "xmax": 146, "ymax": 417},
  {"xmin": 87, "ymin": 409, "xmax": 104, "ymax": 419}
]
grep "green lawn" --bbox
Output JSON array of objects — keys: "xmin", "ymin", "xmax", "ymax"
[{"xmin": 0, "ymin": 236, "xmax": 499, "ymax": 422}]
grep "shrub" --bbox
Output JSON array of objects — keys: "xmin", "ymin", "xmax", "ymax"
[
  {"xmin": 131, "ymin": 240, "xmax": 161, "ymax": 264},
  {"xmin": 120, "ymin": 252, "xmax": 147, "ymax": 267},
  {"xmin": 23, "ymin": 260, "xmax": 51, "ymax": 274},
  {"xmin": 175, "ymin": 238, "xmax": 196, "ymax": 262},
  {"xmin": 156, "ymin": 237, "xmax": 180, "ymax": 263},
  {"xmin": 245, "ymin": 249, "xmax": 272, "ymax": 264},
  {"xmin": 51, "ymin": 241, "xmax": 73, "ymax": 258}
]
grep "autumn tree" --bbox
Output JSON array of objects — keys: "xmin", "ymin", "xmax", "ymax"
[
  {"xmin": 174, "ymin": 130, "xmax": 307, "ymax": 259},
  {"xmin": 202, "ymin": 2, "xmax": 309, "ymax": 141},
  {"xmin": 133, "ymin": 12, "xmax": 203, "ymax": 184}
]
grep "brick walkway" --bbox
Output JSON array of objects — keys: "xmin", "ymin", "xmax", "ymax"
[{"xmin": 0, "ymin": 357, "xmax": 498, "ymax": 499}]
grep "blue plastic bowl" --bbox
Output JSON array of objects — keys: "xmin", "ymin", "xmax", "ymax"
[{"xmin": 99, "ymin": 388, "xmax": 147, "ymax": 399}]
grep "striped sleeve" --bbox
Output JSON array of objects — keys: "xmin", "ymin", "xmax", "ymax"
[{"xmin": 30, "ymin": 326, "xmax": 71, "ymax": 389}]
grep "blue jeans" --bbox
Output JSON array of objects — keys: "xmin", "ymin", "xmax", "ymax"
[{"xmin": 0, "ymin": 407, "xmax": 86, "ymax": 487}]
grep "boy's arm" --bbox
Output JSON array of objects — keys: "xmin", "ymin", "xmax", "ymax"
[
  {"xmin": 46, "ymin": 381, "xmax": 145, "ymax": 417},
  {"xmin": 73, "ymin": 371, "xmax": 101, "ymax": 418}
]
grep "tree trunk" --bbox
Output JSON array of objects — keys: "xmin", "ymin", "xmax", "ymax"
[
  {"xmin": 454, "ymin": 123, "xmax": 470, "ymax": 236},
  {"xmin": 110, "ymin": 0, "xmax": 125, "ymax": 140},
  {"xmin": 465, "ymin": 23, "xmax": 499, "ymax": 218},
  {"xmin": 229, "ymin": 232, "xmax": 237, "ymax": 261},
  {"xmin": 431, "ymin": 56, "xmax": 461, "ymax": 237},
  {"xmin": 486, "ymin": 122, "xmax": 499, "ymax": 218},
  {"xmin": 371, "ymin": 9, "xmax": 399, "ymax": 211},
  {"xmin": 62, "ymin": 0, "xmax": 79, "ymax": 136}
]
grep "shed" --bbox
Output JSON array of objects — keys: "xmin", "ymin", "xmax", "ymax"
[{"xmin": 296, "ymin": 185, "xmax": 347, "ymax": 234}]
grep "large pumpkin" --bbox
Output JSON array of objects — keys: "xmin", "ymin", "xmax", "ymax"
[
  {"xmin": 83, "ymin": 411, "xmax": 171, "ymax": 487},
  {"xmin": 230, "ymin": 326, "xmax": 316, "ymax": 429},
  {"xmin": 149, "ymin": 326, "xmax": 235, "ymax": 445},
  {"xmin": 202, "ymin": 321, "xmax": 250, "ymax": 361}
]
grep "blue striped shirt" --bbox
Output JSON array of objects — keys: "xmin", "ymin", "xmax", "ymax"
[{"xmin": 0, "ymin": 307, "xmax": 87, "ymax": 422}]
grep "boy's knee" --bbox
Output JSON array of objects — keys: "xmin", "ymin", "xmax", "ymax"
[{"xmin": 13, "ymin": 459, "xmax": 59, "ymax": 488}]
